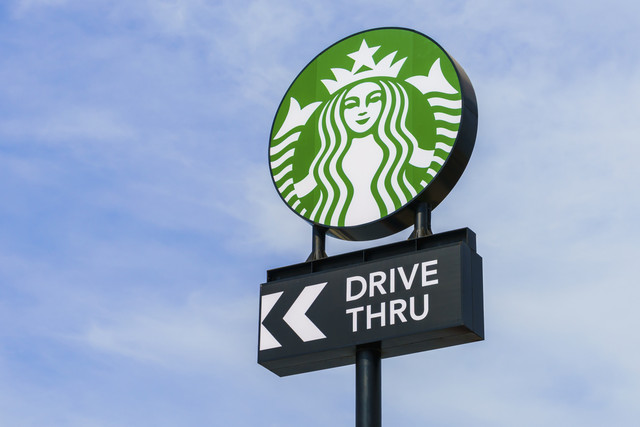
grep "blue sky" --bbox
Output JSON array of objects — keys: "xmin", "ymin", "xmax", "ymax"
[{"xmin": 1, "ymin": 0, "xmax": 639, "ymax": 425}]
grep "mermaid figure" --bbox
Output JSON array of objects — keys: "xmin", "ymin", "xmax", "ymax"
[{"xmin": 294, "ymin": 78, "xmax": 434, "ymax": 226}]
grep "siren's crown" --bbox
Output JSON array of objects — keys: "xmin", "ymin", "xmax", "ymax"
[{"xmin": 321, "ymin": 39, "xmax": 407, "ymax": 95}]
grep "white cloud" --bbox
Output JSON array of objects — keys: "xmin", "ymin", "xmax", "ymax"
[
  {"xmin": 219, "ymin": 162, "xmax": 309, "ymax": 255},
  {"xmin": 81, "ymin": 292, "xmax": 257, "ymax": 373},
  {"xmin": 0, "ymin": 107, "xmax": 135, "ymax": 143}
]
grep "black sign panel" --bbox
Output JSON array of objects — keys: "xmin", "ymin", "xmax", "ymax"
[{"xmin": 258, "ymin": 228, "xmax": 483, "ymax": 376}]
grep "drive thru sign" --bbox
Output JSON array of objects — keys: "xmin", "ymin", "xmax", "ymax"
[
  {"xmin": 261, "ymin": 27, "xmax": 481, "ymax": 425},
  {"xmin": 259, "ymin": 228, "xmax": 483, "ymax": 377}
]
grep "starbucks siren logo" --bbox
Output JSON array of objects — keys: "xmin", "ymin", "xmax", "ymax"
[{"xmin": 269, "ymin": 28, "xmax": 476, "ymax": 239}]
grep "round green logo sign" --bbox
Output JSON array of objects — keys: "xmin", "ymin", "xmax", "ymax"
[{"xmin": 269, "ymin": 28, "xmax": 477, "ymax": 240}]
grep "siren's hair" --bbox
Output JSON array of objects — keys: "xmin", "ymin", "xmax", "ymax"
[{"xmin": 308, "ymin": 79, "xmax": 421, "ymax": 226}]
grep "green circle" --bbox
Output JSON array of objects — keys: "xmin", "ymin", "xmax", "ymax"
[{"xmin": 269, "ymin": 28, "xmax": 468, "ymax": 236}]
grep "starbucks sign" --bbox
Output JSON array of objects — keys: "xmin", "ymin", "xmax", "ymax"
[{"xmin": 269, "ymin": 28, "xmax": 477, "ymax": 240}]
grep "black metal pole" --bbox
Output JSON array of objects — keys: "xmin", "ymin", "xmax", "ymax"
[
  {"xmin": 409, "ymin": 202, "xmax": 432, "ymax": 239},
  {"xmin": 307, "ymin": 224, "xmax": 328, "ymax": 261},
  {"xmin": 356, "ymin": 344, "xmax": 381, "ymax": 427}
]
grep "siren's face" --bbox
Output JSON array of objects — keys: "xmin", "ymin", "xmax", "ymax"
[{"xmin": 343, "ymin": 81, "xmax": 383, "ymax": 134}]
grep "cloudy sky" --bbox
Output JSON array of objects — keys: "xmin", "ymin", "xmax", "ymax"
[{"xmin": 1, "ymin": 0, "xmax": 639, "ymax": 425}]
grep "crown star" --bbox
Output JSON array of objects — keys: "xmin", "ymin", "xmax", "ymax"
[
  {"xmin": 347, "ymin": 40, "xmax": 380, "ymax": 73},
  {"xmin": 321, "ymin": 38, "xmax": 407, "ymax": 95}
]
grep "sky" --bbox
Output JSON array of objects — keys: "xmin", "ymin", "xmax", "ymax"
[{"xmin": 1, "ymin": 0, "xmax": 639, "ymax": 426}]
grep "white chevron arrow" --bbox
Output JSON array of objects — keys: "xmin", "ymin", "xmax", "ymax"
[
  {"xmin": 259, "ymin": 291, "xmax": 283, "ymax": 351},
  {"xmin": 283, "ymin": 283, "xmax": 327, "ymax": 342}
]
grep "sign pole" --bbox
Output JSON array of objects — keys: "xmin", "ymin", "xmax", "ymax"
[
  {"xmin": 356, "ymin": 343, "xmax": 381, "ymax": 427},
  {"xmin": 409, "ymin": 202, "xmax": 432, "ymax": 239},
  {"xmin": 307, "ymin": 224, "xmax": 328, "ymax": 261}
]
